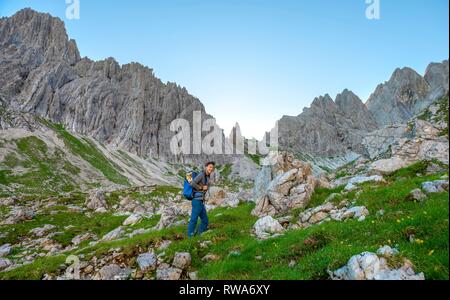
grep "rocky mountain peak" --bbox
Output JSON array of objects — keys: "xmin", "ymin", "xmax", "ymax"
[
  {"xmin": 0, "ymin": 9, "xmax": 222, "ymax": 163},
  {"xmin": 0, "ymin": 8, "xmax": 80, "ymax": 65},
  {"xmin": 366, "ymin": 60, "xmax": 448, "ymax": 126}
]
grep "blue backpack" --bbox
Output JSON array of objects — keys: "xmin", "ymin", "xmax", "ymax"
[{"xmin": 183, "ymin": 171, "xmax": 198, "ymax": 200}]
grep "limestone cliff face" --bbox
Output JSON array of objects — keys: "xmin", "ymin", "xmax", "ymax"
[
  {"xmin": 366, "ymin": 60, "xmax": 449, "ymax": 126},
  {"xmin": 278, "ymin": 90, "xmax": 378, "ymax": 157},
  {"xmin": 0, "ymin": 9, "xmax": 219, "ymax": 163}
]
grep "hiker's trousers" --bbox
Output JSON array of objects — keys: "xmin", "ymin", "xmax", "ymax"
[{"xmin": 188, "ymin": 199, "xmax": 209, "ymax": 238}]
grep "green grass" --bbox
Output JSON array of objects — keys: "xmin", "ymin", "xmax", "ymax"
[
  {"xmin": 40, "ymin": 119, "xmax": 130, "ymax": 186},
  {"xmin": 247, "ymin": 154, "xmax": 262, "ymax": 166},
  {"xmin": 0, "ymin": 137, "xmax": 79, "ymax": 194},
  {"xmin": 1, "ymin": 164, "xmax": 448, "ymax": 280},
  {"xmin": 0, "ymin": 210, "xmax": 126, "ymax": 248},
  {"xmin": 149, "ymin": 185, "xmax": 181, "ymax": 198}
]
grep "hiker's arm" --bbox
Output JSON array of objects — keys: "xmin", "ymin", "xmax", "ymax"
[{"xmin": 190, "ymin": 173, "xmax": 204, "ymax": 190}]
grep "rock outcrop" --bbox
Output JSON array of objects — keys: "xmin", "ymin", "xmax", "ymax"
[
  {"xmin": 252, "ymin": 152, "xmax": 319, "ymax": 217},
  {"xmin": 330, "ymin": 246, "xmax": 425, "ymax": 280}
]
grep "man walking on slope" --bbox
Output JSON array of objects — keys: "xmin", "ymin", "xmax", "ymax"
[{"xmin": 188, "ymin": 162, "xmax": 215, "ymax": 238}]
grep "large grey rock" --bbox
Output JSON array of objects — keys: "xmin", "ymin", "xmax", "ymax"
[
  {"xmin": 0, "ymin": 258, "xmax": 13, "ymax": 271},
  {"xmin": 122, "ymin": 214, "xmax": 142, "ymax": 226},
  {"xmin": 85, "ymin": 190, "xmax": 108, "ymax": 211},
  {"xmin": 95, "ymin": 264, "xmax": 132, "ymax": 280},
  {"xmin": 0, "ymin": 244, "xmax": 12, "ymax": 257},
  {"xmin": 421, "ymin": 180, "xmax": 449, "ymax": 194},
  {"xmin": 172, "ymin": 252, "xmax": 191, "ymax": 270},
  {"xmin": 253, "ymin": 216, "xmax": 285, "ymax": 240},
  {"xmin": 136, "ymin": 252, "xmax": 158, "ymax": 272},
  {"xmin": 156, "ymin": 266, "xmax": 183, "ymax": 280},
  {"xmin": 370, "ymin": 157, "xmax": 409, "ymax": 174},
  {"xmin": 101, "ymin": 227, "xmax": 124, "ymax": 241},
  {"xmin": 71, "ymin": 233, "xmax": 97, "ymax": 246},
  {"xmin": 344, "ymin": 175, "xmax": 384, "ymax": 191},
  {"xmin": 29, "ymin": 224, "xmax": 56, "ymax": 237},
  {"xmin": 252, "ymin": 153, "xmax": 317, "ymax": 216}
]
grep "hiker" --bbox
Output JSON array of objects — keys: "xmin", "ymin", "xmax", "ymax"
[{"xmin": 186, "ymin": 162, "xmax": 215, "ymax": 238}]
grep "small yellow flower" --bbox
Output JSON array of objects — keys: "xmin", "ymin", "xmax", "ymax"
[
  {"xmin": 415, "ymin": 239, "xmax": 424, "ymax": 245},
  {"xmin": 396, "ymin": 219, "xmax": 401, "ymax": 223}
]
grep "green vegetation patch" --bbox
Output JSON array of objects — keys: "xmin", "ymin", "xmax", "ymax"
[{"xmin": 40, "ymin": 119, "xmax": 130, "ymax": 186}]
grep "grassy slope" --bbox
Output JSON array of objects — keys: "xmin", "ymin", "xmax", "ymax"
[
  {"xmin": 1, "ymin": 119, "xmax": 130, "ymax": 196},
  {"xmin": 0, "ymin": 136, "xmax": 81, "ymax": 195},
  {"xmin": 0, "ymin": 163, "xmax": 448, "ymax": 280},
  {"xmin": 43, "ymin": 121, "xmax": 130, "ymax": 186}
]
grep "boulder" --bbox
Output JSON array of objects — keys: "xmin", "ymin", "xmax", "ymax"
[
  {"xmin": 202, "ymin": 254, "xmax": 221, "ymax": 262},
  {"xmin": 309, "ymin": 212, "xmax": 329, "ymax": 224},
  {"xmin": 421, "ymin": 180, "xmax": 449, "ymax": 193},
  {"xmin": 136, "ymin": 252, "xmax": 158, "ymax": 272},
  {"xmin": 376, "ymin": 245, "xmax": 399, "ymax": 258},
  {"xmin": 345, "ymin": 175, "xmax": 384, "ymax": 191},
  {"xmin": 101, "ymin": 227, "xmax": 124, "ymax": 241},
  {"xmin": 0, "ymin": 244, "xmax": 12, "ymax": 257},
  {"xmin": 86, "ymin": 190, "xmax": 108, "ymax": 211},
  {"xmin": 156, "ymin": 266, "xmax": 182, "ymax": 280},
  {"xmin": 172, "ymin": 252, "xmax": 191, "ymax": 270},
  {"xmin": 122, "ymin": 214, "xmax": 143, "ymax": 226},
  {"xmin": 253, "ymin": 216, "xmax": 285, "ymax": 240},
  {"xmin": 406, "ymin": 189, "xmax": 427, "ymax": 202},
  {"xmin": 331, "ymin": 246, "xmax": 424, "ymax": 280},
  {"xmin": 0, "ymin": 258, "xmax": 13, "ymax": 271},
  {"xmin": 370, "ymin": 157, "xmax": 409, "ymax": 174},
  {"xmin": 71, "ymin": 233, "xmax": 97, "ymax": 245},
  {"xmin": 252, "ymin": 153, "xmax": 316, "ymax": 217},
  {"xmin": 95, "ymin": 264, "xmax": 132, "ymax": 280},
  {"xmin": 29, "ymin": 224, "xmax": 56, "ymax": 237},
  {"xmin": 341, "ymin": 206, "xmax": 370, "ymax": 220},
  {"xmin": 207, "ymin": 187, "xmax": 227, "ymax": 206}
]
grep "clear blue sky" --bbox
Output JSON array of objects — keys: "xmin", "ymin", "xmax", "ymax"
[{"xmin": 1, "ymin": 0, "xmax": 448, "ymax": 138}]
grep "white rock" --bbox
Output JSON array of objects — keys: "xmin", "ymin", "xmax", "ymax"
[
  {"xmin": 0, "ymin": 258, "xmax": 13, "ymax": 271},
  {"xmin": 172, "ymin": 252, "xmax": 191, "ymax": 270},
  {"xmin": 331, "ymin": 246, "xmax": 425, "ymax": 280},
  {"xmin": 253, "ymin": 216, "xmax": 285, "ymax": 240},
  {"xmin": 377, "ymin": 245, "xmax": 399, "ymax": 258},
  {"xmin": 421, "ymin": 180, "xmax": 449, "ymax": 193},
  {"xmin": 101, "ymin": 227, "xmax": 124, "ymax": 241},
  {"xmin": 95, "ymin": 264, "xmax": 132, "ymax": 280},
  {"xmin": 370, "ymin": 157, "xmax": 409, "ymax": 174},
  {"xmin": 71, "ymin": 233, "xmax": 96, "ymax": 245},
  {"xmin": 29, "ymin": 224, "xmax": 56, "ymax": 237},
  {"xmin": 137, "ymin": 252, "xmax": 158, "ymax": 272},
  {"xmin": 345, "ymin": 175, "xmax": 384, "ymax": 191},
  {"xmin": 122, "ymin": 214, "xmax": 142, "ymax": 226},
  {"xmin": 156, "ymin": 267, "xmax": 182, "ymax": 280},
  {"xmin": 0, "ymin": 244, "xmax": 12, "ymax": 257}
]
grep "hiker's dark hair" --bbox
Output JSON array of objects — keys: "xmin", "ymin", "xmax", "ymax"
[{"xmin": 205, "ymin": 161, "xmax": 216, "ymax": 167}]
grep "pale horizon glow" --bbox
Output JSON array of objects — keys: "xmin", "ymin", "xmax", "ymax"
[{"xmin": 1, "ymin": 0, "xmax": 449, "ymax": 139}]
